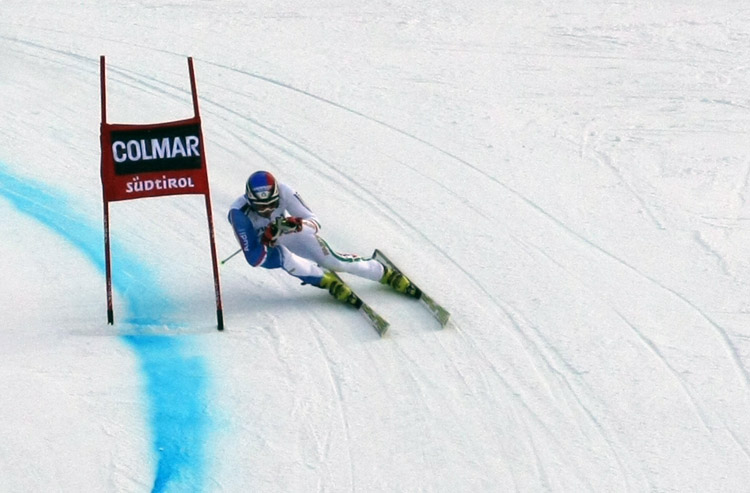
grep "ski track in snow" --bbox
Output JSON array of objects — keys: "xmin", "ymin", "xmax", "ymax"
[
  {"xmin": 617, "ymin": 308, "xmax": 750, "ymax": 469},
  {"xmin": 305, "ymin": 311, "xmax": 356, "ymax": 492},
  {"xmin": 591, "ymin": 148, "xmax": 665, "ymax": 231}
]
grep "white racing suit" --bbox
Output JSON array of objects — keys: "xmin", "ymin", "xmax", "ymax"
[{"xmin": 227, "ymin": 182, "xmax": 384, "ymax": 286}]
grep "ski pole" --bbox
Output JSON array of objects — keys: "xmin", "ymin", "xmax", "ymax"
[{"xmin": 221, "ymin": 248, "xmax": 242, "ymax": 265}]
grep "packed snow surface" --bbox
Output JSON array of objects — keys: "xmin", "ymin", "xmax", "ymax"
[{"xmin": 2, "ymin": 1, "xmax": 750, "ymax": 491}]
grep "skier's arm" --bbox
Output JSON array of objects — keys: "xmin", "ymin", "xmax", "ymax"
[
  {"xmin": 227, "ymin": 208, "xmax": 281, "ymax": 269},
  {"xmin": 281, "ymin": 183, "xmax": 321, "ymax": 232}
]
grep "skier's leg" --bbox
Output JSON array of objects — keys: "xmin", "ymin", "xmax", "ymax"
[
  {"xmin": 316, "ymin": 242, "xmax": 414, "ymax": 295},
  {"xmin": 316, "ymin": 237, "xmax": 385, "ymax": 281},
  {"xmin": 230, "ymin": 212, "xmax": 354, "ymax": 302},
  {"xmin": 271, "ymin": 245, "xmax": 355, "ymax": 303},
  {"xmin": 273, "ymin": 245, "xmax": 325, "ymax": 284},
  {"xmin": 229, "ymin": 209, "xmax": 325, "ymax": 282},
  {"xmin": 277, "ymin": 232, "xmax": 385, "ymax": 281}
]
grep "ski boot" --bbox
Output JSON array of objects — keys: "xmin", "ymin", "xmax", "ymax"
[
  {"xmin": 380, "ymin": 266, "xmax": 420, "ymax": 298},
  {"xmin": 319, "ymin": 271, "xmax": 361, "ymax": 307}
]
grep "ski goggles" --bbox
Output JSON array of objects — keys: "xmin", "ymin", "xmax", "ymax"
[{"xmin": 248, "ymin": 196, "xmax": 279, "ymax": 214}]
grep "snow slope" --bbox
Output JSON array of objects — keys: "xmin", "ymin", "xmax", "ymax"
[{"xmin": 2, "ymin": 1, "xmax": 750, "ymax": 491}]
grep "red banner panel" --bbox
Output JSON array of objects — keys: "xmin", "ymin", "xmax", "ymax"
[{"xmin": 101, "ymin": 118, "xmax": 209, "ymax": 202}]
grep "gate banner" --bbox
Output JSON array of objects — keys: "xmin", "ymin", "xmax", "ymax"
[{"xmin": 101, "ymin": 119, "xmax": 209, "ymax": 202}]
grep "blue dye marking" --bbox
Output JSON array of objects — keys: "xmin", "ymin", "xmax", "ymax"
[
  {"xmin": 0, "ymin": 162, "xmax": 210, "ymax": 492},
  {"xmin": 122, "ymin": 335, "xmax": 209, "ymax": 492}
]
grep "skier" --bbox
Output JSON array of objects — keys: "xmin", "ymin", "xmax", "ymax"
[{"xmin": 227, "ymin": 170, "xmax": 412, "ymax": 304}]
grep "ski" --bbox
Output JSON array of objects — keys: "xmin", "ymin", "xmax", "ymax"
[
  {"xmin": 373, "ymin": 249, "xmax": 451, "ymax": 327},
  {"xmin": 359, "ymin": 302, "xmax": 390, "ymax": 337},
  {"xmin": 329, "ymin": 272, "xmax": 390, "ymax": 336}
]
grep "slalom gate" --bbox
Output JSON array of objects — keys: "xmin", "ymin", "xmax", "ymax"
[{"xmin": 99, "ymin": 56, "xmax": 223, "ymax": 331}]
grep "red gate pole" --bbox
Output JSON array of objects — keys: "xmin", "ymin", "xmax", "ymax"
[
  {"xmin": 100, "ymin": 55, "xmax": 114, "ymax": 324},
  {"xmin": 188, "ymin": 57, "xmax": 224, "ymax": 331}
]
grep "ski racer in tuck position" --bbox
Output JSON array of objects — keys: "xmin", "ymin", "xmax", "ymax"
[{"xmin": 227, "ymin": 170, "xmax": 413, "ymax": 304}]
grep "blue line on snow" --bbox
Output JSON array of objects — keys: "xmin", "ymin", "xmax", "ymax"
[{"xmin": 0, "ymin": 162, "xmax": 210, "ymax": 492}]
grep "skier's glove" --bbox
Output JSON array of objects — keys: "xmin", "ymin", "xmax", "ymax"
[
  {"xmin": 278, "ymin": 216, "xmax": 304, "ymax": 234},
  {"xmin": 262, "ymin": 217, "xmax": 304, "ymax": 246},
  {"xmin": 261, "ymin": 220, "xmax": 281, "ymax": 246}
]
